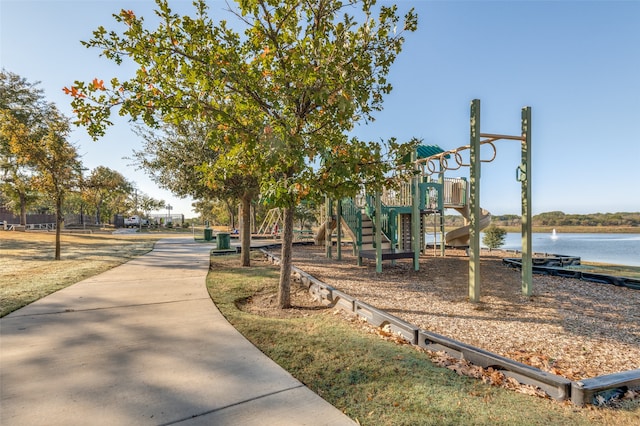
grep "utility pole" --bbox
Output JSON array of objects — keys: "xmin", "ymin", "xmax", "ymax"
[
  {"xmin": 135, "ymin": 189, "xmax": 141, "ymax": 232},
  {"xmin": 166, "ymin": 204, "xmax": 172, "ymax": 227}
]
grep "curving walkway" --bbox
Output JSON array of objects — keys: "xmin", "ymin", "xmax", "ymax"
[{"xmin": 1, "ymin": 237, "xmax": 355, "ymax": 426}]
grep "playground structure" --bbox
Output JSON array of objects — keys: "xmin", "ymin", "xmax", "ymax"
[
  {"xmin": 319, "ymin": 99, "xmax": 533, "ymax": 301},
  {"xmin": 257, "ymin": 207, "xmax": 315, "ymax": 241},
  {"xmin": 256, "ymin": 208, "xmax": 283, "ymax": 237}
]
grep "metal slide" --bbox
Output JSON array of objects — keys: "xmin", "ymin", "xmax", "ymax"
[{"xmin": 313, "ymin": 219, "xmax": 336, "ymax": 245}]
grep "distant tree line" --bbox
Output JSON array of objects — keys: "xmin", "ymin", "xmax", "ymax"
[
  {"xmin": 1, "ymin": 70, "xmax": 165, "ymax": 231},
  {"xmin": 533, "ymin": 211, "xmax": 640, "ymax": 226},
  {"xmin": 488, "ymin": 211, "xmax": 639, "ymax": 227}
]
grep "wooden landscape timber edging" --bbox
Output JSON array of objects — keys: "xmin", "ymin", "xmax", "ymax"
[
  {"xmin": 503, "ymin": 257, "xmax": 640, "ymax": 290},
  {"xmin": 290, "ymin": 264, "xmax": 356, "ymax": 313},
  {"xmin": 259, "ymin": 249, "xmax": 638, "ymax": 405},
  {"xmin": 571, "ymin": 370, "xmax": 640, "ymax": 406},
  {"xmin": 354, "ymin": 300, "xmax": 419, "ymax": 345},
  {"xmin": 417, "ymin": 330, "xmax": 571, "ymax": 400}
]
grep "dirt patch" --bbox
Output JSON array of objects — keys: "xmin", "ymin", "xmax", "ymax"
[
  {"xmin": 237, "ymin": 285, "xmax": 330, "ymax": 319},
  {"xmin": 249, "ymin": 245, "xmax": 640, "ymax": 382}
]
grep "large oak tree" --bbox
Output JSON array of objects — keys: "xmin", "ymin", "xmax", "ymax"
[
  {"xmin": 1, "ymin": 70, "xmax": 48, "ymax": 225},
  {"xmin": 67, "ymin": 0, "xmax": 417, "ymax": 307},
  {"xmin": 2, "ymin": 84, "xmax": 82, "ymax": 259},
  {"xmin": 132, "ymin": 120, "xmax": 259, "ymax": 266}
]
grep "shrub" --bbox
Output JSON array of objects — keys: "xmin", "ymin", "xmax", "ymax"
[{"xmin": 483, "ymin": 225, "xmax": 507, "ymax": 251}]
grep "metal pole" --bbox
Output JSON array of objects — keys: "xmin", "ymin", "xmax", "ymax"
[
  {"xmin": 337, "ymin": 200, "xmax": 342, "ymax": 260},
  {"xmin": 439, "ymin": 171, "xmax": 445, "ymax": 257},
  {"xmin": 521, "ymin": 106, "xmax": 533, "ymax": 296},
  {"xmin": 469, "ymin": 99, "xmax": 481, "ymax": 302},
  {"xmin": 375, "ymin": 193, "xmax": 382, "ymax": 273},
  {"xmin": 412, "ymin": 149, "xmax": 420, "ymax": 271},
  {"xmin": 325, "ymin": 196, "xmax": 332, "ymax": 259},
  {"xmin": 136, "ymin": 190, "xmax": 141, "ymax": 232}
]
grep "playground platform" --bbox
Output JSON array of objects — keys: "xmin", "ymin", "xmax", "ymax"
[{"xmin": 358, "ymin": 249, "xmax": 415, "ymax": 261}]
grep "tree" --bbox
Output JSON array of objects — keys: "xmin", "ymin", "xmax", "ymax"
[
  {"xmin": 4, "ymin": 99, "xmax": 82, "ymax": 259},
  {"xmin": 482, "ymin": 225, "xmax": 507, "ymax": 251},
  {"xmin": 0, "ymin": 161, "xmax": 39, "ymax": 225},
  {"xmin": 138, "ymin": 193, "xmax": 165, "ymax": 218},
  {"xmin": 132, "ymin": 120, "xmax": 260, "ymax": 266},
  {"xmin": 32, "ymin": 123, "xmax": 81, "ymax": 259},
  {"xmin": 194, "ymin": 197, "xmax": 242, "ymax": 228},
  {"xmin": 67, "ymin": 0, "xmax": 418, "ymax": 308},
  {"xmin": 0, "ymin": 70, "xmax": 49, "ymax": 224},
  {"xmin": 295, "ymin": 200, "xmax": 317, "ymax": 230},
  {"xmin": 131, "ymin": 123, "xmax": 214, "ymax": 201},
  {"xmin": 83, "ymin": 166, "xmax": 132, "ymax": 224},
  {"xmin": 63, "ymin": 190, "xmax": 88, "ymax": 224}
]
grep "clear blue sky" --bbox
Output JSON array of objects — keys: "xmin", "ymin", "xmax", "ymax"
[{"xmin": 2, "ymin": 0, "xmax": 639, "ymax": 216}]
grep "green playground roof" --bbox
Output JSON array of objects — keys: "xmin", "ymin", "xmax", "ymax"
[
  {"xmin": 416, "ymin": 144, "xmax": 445, "ymax": 159},
  {"xmin": 402, "ymin": 145, "xmax": 448, "ymax": 163},
  {"xmin": 416, "ymin": 144, "xmax": 448, "ymax": 160}
]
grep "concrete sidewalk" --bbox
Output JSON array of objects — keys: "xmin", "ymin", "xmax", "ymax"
[{"xmin": 1, "ymin": 237, "xmax": 355, "ymax": 425}]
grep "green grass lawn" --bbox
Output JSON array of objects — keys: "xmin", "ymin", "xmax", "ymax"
[
  {"xmin": 3, "ymin": 233, "xmax": 637, "ymax": 425},
  {"xmin": 207, "ymin": 254, "xmax": 640, "ymax": 426},
  {"xmin": 0, "ymin": 232, "xmax": 159, "ymax": 317}
]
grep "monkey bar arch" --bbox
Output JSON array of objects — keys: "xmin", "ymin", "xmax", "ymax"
[{"xmin": 417, "ymin": 99, "xmax": 532, "ymax": 301}]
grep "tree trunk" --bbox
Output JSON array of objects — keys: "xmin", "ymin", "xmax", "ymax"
[
  {"xmin": 19, "ymin": 192, "xmax": 27, "ymax": 225},
  {"xmin": 224, "ymin": 199, "xmax": 235, "ymax": 229},
  {"xmin": 251, "ymin": 204, "xmax": 257, "ymax": 233},
  {"xmin": 55, "ymin": 196, "xmax": 63, "ymax": 260},
  {"xmin": 278, "ymin": 206, "xmax": 295, "ymax": 308},
  {"xmin": 240, "ymin": 192, "xmax": 252, "ymax": 267}
]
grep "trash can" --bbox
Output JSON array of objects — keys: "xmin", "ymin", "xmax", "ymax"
[
  {"xmin": 217, "ymin": 232, "xmax": 230, "ymax": 250},
  {"xmin": 204, "ymin": 228, "xmax": 213, "ymax": 241}
]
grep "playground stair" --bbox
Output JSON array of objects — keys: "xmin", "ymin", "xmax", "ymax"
[
  {"xmin": 334, "ymin": 199, "xmax": 414, "ymax": 263},
  {"xmin": 354, "ymin": 208, "xmax": 416, "ymax": 263},
  {"xmin": 359, "ymin": 214, "xmax": 392, "ymax": 251}
]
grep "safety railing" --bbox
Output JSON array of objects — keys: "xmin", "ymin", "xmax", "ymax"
[
  {"xmin": 2, "ymin": 223, "xmax": 56, "ymax": 231},
  {"xmin": 442, "ymin": 177, "xmax": 467, "ymax": 208},
  {"xmin": 340, "ymin": 198, "xmax": 362, "ymax": 247},
  {"xmin": 381, "ymin": 183, "xmax": 412, "ymax": 207},
  {"xmin": 379, "ymin": 204, "xmax": 398, "ymax": 247},
  {"xmin": 365, "ymin": 195, "xmax": 397, "ymax": 247},
  {"xmin": 381, "ymin": 178, "xmax": 463, "ymax": 210},
  {"xmin": 421, "ymin": 182, "xmax": 443, "ymax": 210}
]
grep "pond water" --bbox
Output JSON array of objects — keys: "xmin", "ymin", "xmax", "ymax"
[{"xmin": 497, "ymin": 232, "xmax": 640, "ymax": 267}]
